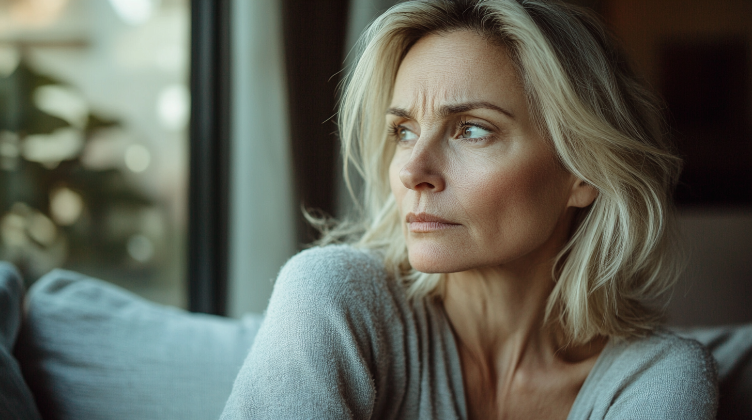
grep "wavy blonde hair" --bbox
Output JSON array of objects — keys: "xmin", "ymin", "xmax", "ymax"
[{"xmin": 318, "ymin": 0, "xmax": 683, "ymax": 345}]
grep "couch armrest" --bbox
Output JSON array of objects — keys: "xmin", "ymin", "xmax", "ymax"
[
  {"xmin": 673, "ymin": 324, "xmax": 752, "ymax": 420},
  {"xmin": 15, "ymin": 269, "xmax": 262, "ymax": 420}
]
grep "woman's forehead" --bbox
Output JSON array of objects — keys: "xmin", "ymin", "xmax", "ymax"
[{"xmin": 389, "ymin": 30, "xmax": 525, "ymax": 118}]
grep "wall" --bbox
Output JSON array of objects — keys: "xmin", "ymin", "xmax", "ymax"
[
  {"xmin": 602, "ymin": 0, "xmax": 752, "ymax": 325},
  {"xmin": 227, "ymin": 0, "xmax": 296, "ymax": 317}
]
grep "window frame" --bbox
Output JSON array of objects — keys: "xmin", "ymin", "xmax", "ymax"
[{"xmin": 188, "ymin": 0, "xmax": 231, "ymax": 315}]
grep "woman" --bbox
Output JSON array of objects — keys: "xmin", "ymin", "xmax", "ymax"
[{"xmin": 222, "ymin": 0, "xmax": 718, "ymax": 418}]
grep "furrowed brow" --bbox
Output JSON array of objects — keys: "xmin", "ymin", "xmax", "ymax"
[
  {"xmin": 385, "ymin": 107, "xmax": 413, "ymax": 119},
  {"xmin": 439, "ymin": 101, "xmax": 515, "ymax": 119}
]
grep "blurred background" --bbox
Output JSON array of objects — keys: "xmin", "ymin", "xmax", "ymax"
[
  {"xmin": 0, "ymin": 0, "xmax": 750, "ymax": 326},
  {"xmin": 0, "ymin": 0, "xmax": 189, "ymax": 307}
]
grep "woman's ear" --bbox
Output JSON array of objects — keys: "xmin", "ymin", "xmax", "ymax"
[{"xmin": 567, "ymin": 179, "xmax": 598, "ymax": 208}]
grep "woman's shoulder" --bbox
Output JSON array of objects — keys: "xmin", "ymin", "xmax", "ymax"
[
  {"xmin": 278, "ymin": 244, "xmax": 387, "ymax": 284},
  {"xmin": 272, "ymin": 244, "xmax": 395, "ymax": 309},
  {"xmin": 610, "ymin": 329, "xmax": 717, "ymax": 381},
  {"xmin": 281, "ymin": 244, "xmax": 384, "ymax": 274},
  {"xmin": 573, "ymin": 330, "xmax": 718, "ymax": 419},
  {"xmin": 224, "ymin": 245, "xmax": 402, "ymax": 419}
]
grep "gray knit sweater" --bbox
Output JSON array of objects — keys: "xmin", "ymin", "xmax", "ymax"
[{"xmin": 221, "ymin": 245, "xmax": 718, "ymax": 419}]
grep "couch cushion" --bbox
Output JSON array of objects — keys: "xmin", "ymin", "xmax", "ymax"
[
  {"xmin": 0, "ymin": 262, "xmax": 42, "ymax": 420},
  {"xmin": 675, "ymin": 325, "xmax": 752, "ymax": 420},
  {"xmin": 14, "ymin": 269, "xmax": 262, "ymax": 420}
]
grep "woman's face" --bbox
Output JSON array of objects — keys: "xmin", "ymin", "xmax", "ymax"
[{"xmin": 388, "ymin": 30, "xmax": 592, "ymax": 274}]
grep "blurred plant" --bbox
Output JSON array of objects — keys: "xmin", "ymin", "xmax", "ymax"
[{"xmin": 0, "ymin": 57, "xmax": 156, "ymax": 284}]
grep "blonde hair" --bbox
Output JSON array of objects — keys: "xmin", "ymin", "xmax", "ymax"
[{"xmin": 318, "ymin": 0, "xmax": 683, "ymax": 345}]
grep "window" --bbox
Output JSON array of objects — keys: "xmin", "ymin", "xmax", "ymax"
[{"xmin": 0, "ymin": 0, "xmax": 190, "ymax": 308}]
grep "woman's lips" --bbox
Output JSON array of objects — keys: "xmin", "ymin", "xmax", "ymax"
[{"xmin": 406, "ymin": 212, "xmax": 460, "ymax": 233}]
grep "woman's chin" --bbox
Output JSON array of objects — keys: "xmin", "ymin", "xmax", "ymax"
[{"xmin": 407, "ymin": 247, "xmax": 469, "ymax": 274}]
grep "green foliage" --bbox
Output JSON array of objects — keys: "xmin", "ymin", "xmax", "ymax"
[{"xmin": 0, "ymin": 58, "xmax": 157, "ymax": 283}]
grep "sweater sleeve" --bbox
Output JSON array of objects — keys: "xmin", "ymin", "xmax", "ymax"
[
  {"xmin": 220, "ymin": 246, "xmax": 386, "ymax": 420},
  {"xmin": 602, "ymin": 334, "xmax": 719, "ymax": 420}
]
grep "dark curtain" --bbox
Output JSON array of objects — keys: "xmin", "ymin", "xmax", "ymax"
[{"xmin": 282, "ymin": 0, "xmax": 351, "ymax": 246}]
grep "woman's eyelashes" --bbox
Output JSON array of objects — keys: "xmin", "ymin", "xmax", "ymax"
[
  {"xmin": 388, "ymin": 122, "xmax": 418, "ymax": 143},
  {"xmin": 457, "ymin": 120, "xmax": 492, "ymax": 142},
  {"xmin": 387, "ymin": 119, "xmax": 495, "ymax": 144}
]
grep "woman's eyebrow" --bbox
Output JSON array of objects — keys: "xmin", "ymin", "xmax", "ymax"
[
  {"xmin": 385, "ymin": 101, "xmax": 514, "ymax": 119},
  {"xmin": 385, "ymin": 107, "xmax": 412, "ymax": 118},
  {"xmin": 440, "ymin": 101, "xmax": 515, "ymax": 119}
]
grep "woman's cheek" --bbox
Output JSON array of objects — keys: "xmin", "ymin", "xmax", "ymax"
[{"xmin": 389, "ymin": 151, "xmax": 409, "ymax": 205}]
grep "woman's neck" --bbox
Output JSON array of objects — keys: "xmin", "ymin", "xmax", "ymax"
[
  {"xmin": 443, "ymin": 260, "xmax": 561, "ymax": 372},
  {"xmin": 442, "ymin": 257, "xmax": 608, "ymax": 419}
]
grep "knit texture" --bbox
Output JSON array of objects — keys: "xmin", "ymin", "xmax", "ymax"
[
  {"xmin": 16, "ymin": 269, "xmax": 262, "ymax": 420},
  {"xmin": 221, "ymin": 245, "xmax": 718, "ymax": 419}
]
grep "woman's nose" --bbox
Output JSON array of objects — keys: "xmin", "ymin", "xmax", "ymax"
[{"xmin": 398, "ymin": 140, "xmax": 446, "ymax": 192}]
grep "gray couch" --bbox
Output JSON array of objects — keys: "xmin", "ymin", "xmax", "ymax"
[{"xmin": 1, "ymin": 262, "xmax": 750, "ymax": 419}]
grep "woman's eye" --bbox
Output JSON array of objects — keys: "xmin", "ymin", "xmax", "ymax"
[
  {"xmin": 397, "ymin": 127, "xmax": 418, "ymax": 141},
  {"xmin": 459, "ymin": 124, "xmax": 491, "ymax": 139}
]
